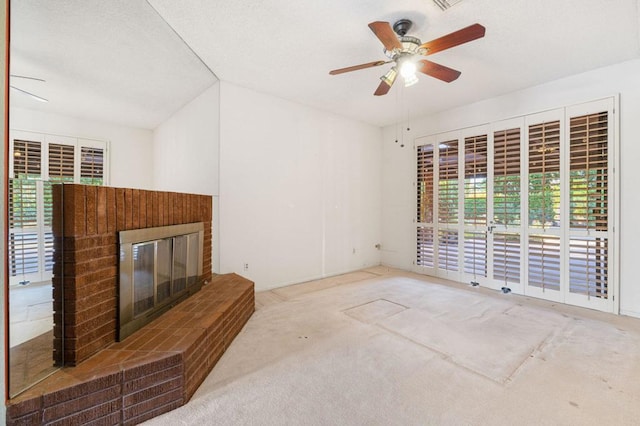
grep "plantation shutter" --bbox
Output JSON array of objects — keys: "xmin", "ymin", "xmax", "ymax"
[
  {"xmin": 528, "ymin": 120, "xmax": 561, "ymax": 291},
  {"xmin": 13, "ymin": 139, "xmax": 42, "ymax": 177},
  {"xmin": 417, "ymin": 144, "xmax": 435, "ymax": 267},
  {"xmin": 46, "ymin": 143, "xmax": 76, "ymax": 229},
  {"xmin": 568, "ymin": 111, "xmax": 609, "ymax": 299},
  {"xmin": 463, "ymin": 135, "xmax": 488, "ymax": 226},
  {"xmin": 493, "ymin": 129, "xmax": 521, "ymax": 226},
  {"xmin": 48, "ymin": 143, "xmax": 75, "ymax": 180},
  {"xmin": 417, "ymin": 227, "xmax": 435, "ymax": 268},
  {"xmin": 569, "ymin": 112, "xmax": 608, "ymax": 231},
  {"xmin": 9, "ymin": 180, "xmax": 39, "ymax": 278},
  {"xmin": 463, "ymin": 134, "xmax": 487, "ymax": 277},
  {"xmin": 9, "ymin": 140, "xmax": 42, "ymax": 279},
  {"xmin": 80, "ymin": 146, "xmax": 105, "ymax": 185},
  {"xmin": 438, "ymin": 140, "xmax": 459, "ymax": 271},
  {"xmin": 493, "ymin": 233, "xmax": 520, "ymax": 284},
  {"xmin": 528, "ymin": 235, "xmax": 561, "ymax": 291},
  {"xmin": 438, "ymin": 230, "xmax": 459, "ymax": 271},
  {"xmin": 493, "ymin": 128, "xmax": 521, "ymax": 284},
  {"xmin": 438, "ymin": 140, "xmax": 459, "ymax": 225},
  {"xmin": 528, "ymin": 121, "xmax": 561, "ymax": 228}
]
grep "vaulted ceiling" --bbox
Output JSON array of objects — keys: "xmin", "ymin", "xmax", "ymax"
[{"xmin": 10, "ymin": 0, "xmax": 640, "ymax": 129}]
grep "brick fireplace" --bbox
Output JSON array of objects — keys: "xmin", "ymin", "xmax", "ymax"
[
  {"xmin": 52, "ymin": 184, "xmax": 213, "ymax": 365},
  {"xmin": 6, "ymin": 184, "xmax": 255, "ymax": 425}
]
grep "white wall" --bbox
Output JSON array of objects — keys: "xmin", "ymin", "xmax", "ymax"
[
  {"xmin": 152, "ymin": 83, "xmax": 220, "ymax": 195},
  {"xmin": 219, "ymin": 82, "xmax": 382, "ymax": 291},
  {"xmin": 381, "ymin": 58, "xmax": 640, "ymax": 318},
  {"xmin": 10, "ymin": 106, "xmax": 154, "ymax": 189},
  {"xmin": 153, "ymin": 82, "xmax": 220, "ymax": 272},
  {"xmin": 380, "ymin": 127, "xmax": 416, "ymax": 272}
]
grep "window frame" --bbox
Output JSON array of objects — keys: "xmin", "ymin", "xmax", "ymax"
[
  {"xmin": 414, "ymin": 96, "xmax": 619, "ymax": 314},
  {"xmin": 8, "ymin": 129, "xmax": 110, "ymax": 285}
]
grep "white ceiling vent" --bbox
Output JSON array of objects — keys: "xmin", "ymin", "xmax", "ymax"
[{"xmin": 432, "ymin": 0, "xmax": 464, "ymax": 11}]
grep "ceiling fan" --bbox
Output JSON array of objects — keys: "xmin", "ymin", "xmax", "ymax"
[
  {"xmin": 10, "ymin": 74, "xmax": 49, "ymax": 103},
  {"xmin": 329, "ymin": 20, "xmax": 486, "ymax": 96}
]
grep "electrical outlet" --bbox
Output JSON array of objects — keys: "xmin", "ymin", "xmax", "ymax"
[{"xmin": 243, "ymin": 263, "xmax": 249, "ymax": 271}]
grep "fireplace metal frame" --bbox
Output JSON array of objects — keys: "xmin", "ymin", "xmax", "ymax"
[{"xmin": 118, "ymin": 222, "xmax": 204, "ymax": 341}]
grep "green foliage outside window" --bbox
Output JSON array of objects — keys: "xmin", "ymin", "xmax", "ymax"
[{"xmin": 528, "ymin": 172, "xmax": 560, "ymax": 227}]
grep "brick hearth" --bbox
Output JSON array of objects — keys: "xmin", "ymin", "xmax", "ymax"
[{"xmin": 7, "ymin": 274, "xmax": 254, "ymax": 425}]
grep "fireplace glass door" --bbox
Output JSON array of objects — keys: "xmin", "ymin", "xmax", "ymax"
[
  {"xmin": 119, "ymin": 222, "xmax": 204, "ymax": 340},
  {"xmin": 157, "ymin": 239, "xmax": 172, "ymax": 304},
  {"xmin": 131, "ymin": 234, "xmax": 200, "ymax": 318},
  {"xmin": 133, "ymin": 242, "xmax": 155, "ymax": 316},
  {"xmin": 173, "ymin": 235, "xmax": 187, "ymax": 294},
  {"xmin": 187, "ymin": 234, "xmax": 200, "ymax": 287}
]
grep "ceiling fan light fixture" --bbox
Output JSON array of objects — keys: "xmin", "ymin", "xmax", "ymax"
[
  {"xmin": 403, "ymin": 73, "xmax": 419, "ymax": 87},
  {"xmin": 380, "ymin": 67, "xmax": 398, "ymax": 87},
  {"xmin": 399, "ymin": 59, "xmax": 419, "ymax": 87},
  {"xmin": 400, "ymin": 61, "xmax": 417, "ymax": 79}
]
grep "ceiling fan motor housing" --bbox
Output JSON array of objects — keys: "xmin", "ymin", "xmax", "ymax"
[{"xmin": 393, "ymin": 19, "xmax": 413, "ymax": 36}]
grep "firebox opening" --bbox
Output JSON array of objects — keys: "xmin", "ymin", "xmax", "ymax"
[{"xmin": 118, "ymin": 222, "xmax": 205, "ymax": 341}]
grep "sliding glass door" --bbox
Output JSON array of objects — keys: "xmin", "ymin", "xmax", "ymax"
[
  {"xmin": 491, "ymin": 120, "xmax": 524, "ymax": 293},
  {"xmin": 415, "ymin": 98, "xmax": 616, "ymax": 312}
]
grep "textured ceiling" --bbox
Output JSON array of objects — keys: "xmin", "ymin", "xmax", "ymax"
[
  {"xmin": 10, "ymin": 0, "xmax": 640, "ymax": 129},
  {"xmin": 148, "ymin": 0, "xmax": 640, "ymax": 127},
  {"xmin": 10, "ymin": 0, "xmax": 217, "ymax": 129}
]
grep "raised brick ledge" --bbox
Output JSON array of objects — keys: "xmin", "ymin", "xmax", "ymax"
[{"xmin": 7, "ymin": 274, "xmax": 255, "ymax": 426}]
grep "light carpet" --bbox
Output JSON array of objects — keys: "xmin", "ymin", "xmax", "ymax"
[{"xmin": 144, "ymin": 267, "xmax": 640, "ymax": 425}]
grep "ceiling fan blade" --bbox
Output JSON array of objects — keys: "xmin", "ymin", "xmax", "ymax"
[
  {"xmin": 10, "ymin": 74, "xmax": 46, "ymax": 82},
  {"xmin": 419, "ymin": 23, "xmax": 486, "ymax": 55},
  {"xmin": 374, "ymin": 80, "xmax": 393, "ymax": 96},
  {"xmin": 329, "ymin": 60, "xmax": 388, "ymax": 75},
  {"xmin": 368, "ymin": 21, "xmax": 403, "ymax": 51},
  {"xmin": 10, "ymin": 85, "xmax": 49, "ymax": 103},
  {"xmin": 417, "ymin": 59, "xmax": 461, "ymax": 83}
]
